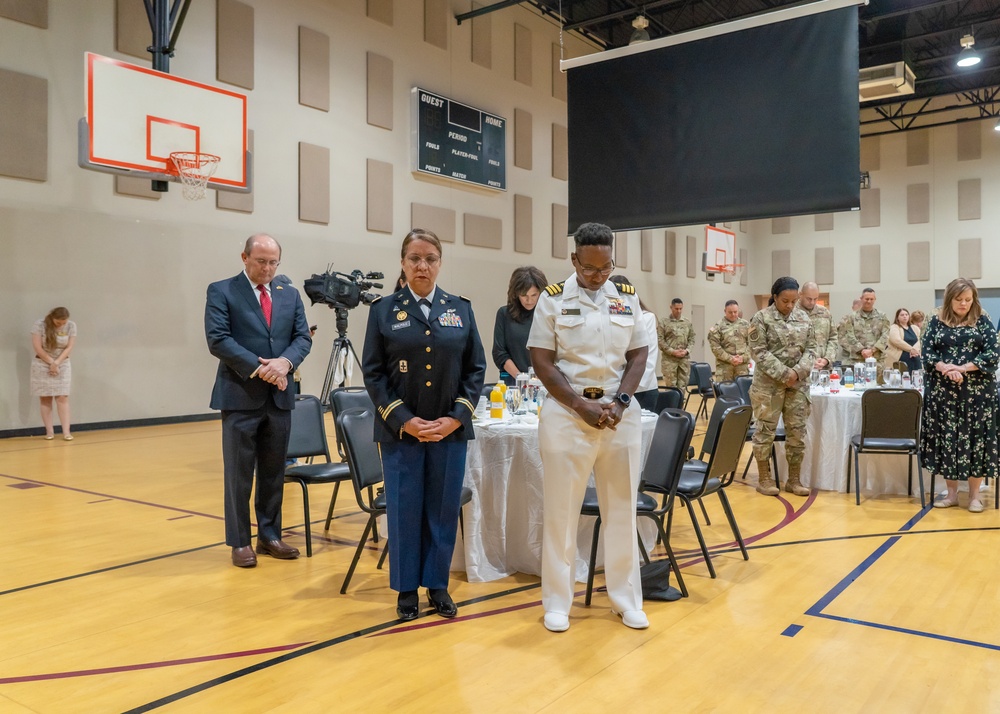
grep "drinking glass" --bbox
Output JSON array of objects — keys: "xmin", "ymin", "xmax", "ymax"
[
  {"xmin": 505, "ymin": 388, "xmax": 522, "ymax": 417},
  {"xmin": 810, "ymin": 368, "xmax": 820, "ymax": 389},
  {"xmin": 819, "ymin": 370, "xmax": 830, "ymax": 394},
  {"xmin": 902, "ymin": 373, "xmax": 912, "ymax": 389}
]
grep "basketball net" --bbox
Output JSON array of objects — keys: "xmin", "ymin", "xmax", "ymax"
[{"xmin": 170, "ymin": 152, "xmax": 221, "ymax": 200}]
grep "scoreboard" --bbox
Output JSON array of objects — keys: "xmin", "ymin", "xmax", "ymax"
[{"xmin": 411, "ymin": 87, "xmax": 506, "ymax": 191}]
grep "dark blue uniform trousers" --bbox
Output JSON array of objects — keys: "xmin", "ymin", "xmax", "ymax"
[
  {"xmin": 379, "ymin": 440, "xmax": 467, "ymax": 592},
  {"xmin": 221, "ymin": 403, "xmax": 290, "ymax": 546}
]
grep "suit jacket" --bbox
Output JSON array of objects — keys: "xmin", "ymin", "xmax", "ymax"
[
  {"xmin": 205, "ymin": 272, "xmax": 312, "ymax": 411},
  {"xmin": 362, "ymin": 287, "xmax": 486, "ymax": 443}
]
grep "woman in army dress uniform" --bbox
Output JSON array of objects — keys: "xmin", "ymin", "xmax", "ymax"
[
  {"xmin": 747, "ymin": 277, "xmax": 816, "ymax": 497},
  {"xmin": 362, "ymin": 229, "xmax": 486, "ymax": 621}
]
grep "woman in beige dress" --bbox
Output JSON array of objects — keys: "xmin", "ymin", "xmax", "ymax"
[
  {"xmin": 31, "ymin": 307, "xmax": 77, "ymax": 440},
  {"xmin": 884, "ymin": 308, "xmax": 921, "ymax": 372}
]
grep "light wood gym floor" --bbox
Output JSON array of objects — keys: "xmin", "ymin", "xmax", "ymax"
[{"xmin": 1, "ymin": 401, "xmax": 999, "ymax": 713}]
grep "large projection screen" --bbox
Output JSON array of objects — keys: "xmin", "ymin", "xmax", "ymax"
[{"xmin": 566, "ymin": 5, "xmax": 859, "ymax": 232}]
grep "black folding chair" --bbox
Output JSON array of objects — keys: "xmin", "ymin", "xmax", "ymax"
[
  {"xmin": 685, "ymin": 363, "xmax": 715, "ymax": 420},
  {"xmin": 655, "ymin": 386, "xmax": 685, "ymax": 413}
]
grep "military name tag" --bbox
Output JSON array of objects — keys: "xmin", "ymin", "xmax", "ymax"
[
  {"xmin": 608, "ymin": 298, "xmax": 633, "ymax": 315},
  {"xmin": 561, "ymin": 308, "xmax": 581, "ymax": 315},
  {"xmin": 438, "ymin": 312, "xmax": 463, "ymax": 328},
  {"xmin": 391, "ymin": 320, "xmax": 410, "ymax": 331}
]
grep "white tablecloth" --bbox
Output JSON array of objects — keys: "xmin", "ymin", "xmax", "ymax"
[{"xmin": 457, "ymin": 413, "xmax": 658, "ymax": 583}]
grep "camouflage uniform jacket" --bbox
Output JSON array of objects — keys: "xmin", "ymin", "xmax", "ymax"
[
  {"xmin": 748, "ymin": 305, "xmax": 816, "ymax": 388},
  {"xmin": 841, "ymin": 308, "xmax": 890, "ymax": 362},
  {"xmin": 798, "ymin": 302, "xmax": 838, "ymax": 366},
  {"xmin": 707, "ymin": 318, "xmax": 750, "ymax": 366},
  {"xmin": 657, "ymin": 316, "xmax": 695, "ymax": 359}
]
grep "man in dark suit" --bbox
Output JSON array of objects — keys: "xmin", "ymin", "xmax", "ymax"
[{"xmin": 205, "ymin": 233, "xmax": 312, "ymax": 568}]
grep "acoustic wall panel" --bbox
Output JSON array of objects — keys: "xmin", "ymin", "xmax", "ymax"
[
  {"xmin": 0, "ymin": 68, "xmax": 46, "ymax": 181},
  {"xmin": 859, "ymin": 135, "xmax": 880, "ymax": 171},
  {"xmin": 815, "ymin": 246, "xmax": 834, "ymax": 285},
  {"xmin": 411, "ymin": 203, "xmax": 456, "ymax": 243},
  {"xmin": 299, "ymin": 27, "xmax": 329, "ymax": 111},
  {"xmin": 686, "ymin": 235, "xmax": 697, "ymax": 278},
  {"xmin": 514, "ymin": 23, "xmax": 532, "ymax": 86},
  {"xmin": 551, "ymin": 123, "xmax": 567, "ymax": 181},
  {"xmin": 471, "ymin": 3, "xmax": 491, "ymax": 69},
  {"xmin": 217, "ymin": 0, "xmax": 254, "ymax": 90},
  {"xmin": 217, "ymin": 129, "xmax": 254, "ymax": 213},
  {"xmin": 739, "ymin": 248, "xmax": 748, "ymax": 286},
  {"xmin": 771, "ymin": 250, "xmax": 790, "ymax": 283},
  {"xmin": 513, "ymin": 108, "xmax": 532, "ymax": 169},
  {"xmin": 859, "ymin": 245, "xmax": 880, "ymax": 284},
  {"xmin": 723, "ymin": 267, "xmax": 733, "ymax": 284},
  {"xmin": 640, "ymin": 230, "xmax": 652, "ymax": 272},
  {"xmin": 906, "ymin": 129, "xmax": 929, "ymax": 167},
  {"xmin": 298, "ymin": 142, "xmax": 329, "ymax": 224},
  {"xmin": 367, "ymin": 52, "xmax": 393, "ymax": 130},
  {"xmin": 514, "ymin": 194, "xmax": 532, "ymax": 253},
  {"xmin": 551, "ymin": 203, "xmax": 569, "ymax": 259},
  {"xmin": 464, "ymin": 214, "xmax": 501, "ymax": 249},
  {"xmin": 367, "ymin": 159, "xmax": 393, "ymax": 234},
  {"xmin": 665, "ymin": 231, "xmax": 676, "ymax": 276},
  {"xmin": 552, "ymin": 43, "xmax": 566, "ymax": 101},
  {"xmin": 907, "ymin": 183, "xmax": 930, "ymax": 224},
  {"xmin": 907, "ymin": 241, "xmax": 930, "ymax": 282},
  {"xmin": 424, "ymin": 0, "xmax": 448, "ymax": 50},
  {"xmin": 0, "ymin": 0, "xmax": 46, "ymax": 27},
  {"xmin": 815, "ymin": 213, "xmax": 834, "ymax": 231},
  {"xmin": 614, "ymin": 232, "xmax": 628, "ymax": 268},
  {"xmin": 115, "ymin": 0, "xmax": 148, "ymax": 59},
  {"xmin": 958, "ymin": 178, "xmax": 981, "ymax": 221},
  {"xmin": 367, "ymin": 0, "xmax": 392, "ymax": 25},
  {"xmin": 771, "ymin": 217, "xmax": 790, "ymax": 234},
  {"xmin": 958, "ymin": 238, "xmax": 982, "ymax": 280},
  {"xmin": 115, "ymin": 175, "xmax": 161, "ymax": 200},
  {"xmin": 957, "ymin": 121, "xmax": 981, "ymax": 162},
  {"xmin": 860, "ymin": 188, "xmax": 880, "ymax": 228}
]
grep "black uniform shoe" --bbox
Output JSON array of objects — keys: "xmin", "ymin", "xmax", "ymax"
[
  {"xmin": 427, "ymin": 588, "xmax": 458, "ymax": 618},
  {"xmin": 396, "ymin": 590, "xmax": 419, "ymax": 621}
]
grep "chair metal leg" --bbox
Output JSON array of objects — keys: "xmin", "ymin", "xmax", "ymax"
[
  {"xmin": 682, "ymin": 494, "xmax": 716, "ymax": 578},
  {"xmin": 297, "ymin": 480, "xmax": 312, "ymax": 558},
  {"xmin": 854, "ymin": 448, "xmax": 861, "ymax": 506},
  {"xmin": 697, "ymin": 497, "xmax": 712, "ymax": 526},
  {"xmin": 340, "ymin": 515, "xmax": 376, "ymax": 594},
  {"xmin": 771, "ymin": 446, "xmax": 781, "ymax": 485},
  {"xmin": 368, "ymin": 486, "xmax": 380, "ymax": 543},
  {"xmin": 741, "ymin": 450, "xmax": 753, "ymax": 480},
  {"xmin": 585, "ymin": 517, "xmax": 602, "ymax": 606},
  {"xmin": 718, "ymin": 490, "xmax": 748, "ymax": 561},
  {"xmin": 637, "ymin": 530, "xmax": 650, "ymax": 566},
  {"xmin": 644, "ymin": 513, "xmax": 688, "ymax": 598},
  {"xmin": 459, "ymin": 506, "xmax": 465, "ymax": 539},
  {"xmin": 323, "ymin": 481, "xmax": 341, "ymax": 531},
  {"xmin": 846, "ymin": 445, "xmax": 852, "ymax": 496},
  {"xmin": 915, "ymin": 455, "xmax": 926, "ymax": 509},
  {"xmin": 377, "ymin": 538, "xmax": 389, "ymax": 569}
]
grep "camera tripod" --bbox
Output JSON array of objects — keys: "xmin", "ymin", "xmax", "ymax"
[{"xmin": 320, "ymin": 307, "xmax": 363, "ymax": 407}]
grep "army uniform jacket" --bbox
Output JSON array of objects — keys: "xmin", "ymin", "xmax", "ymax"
[
  {"xmin": 362, "ymin": 287, "xmax": 486, "ymax": 443},
  {"xmin": 748, "ymin": 305, "xmax": 816, "ymax": 388},
  {"xmin": 707, "ymin": 318, "xmax": 751, "ymax": 366},
  {"xmin": 657, "ymin": 316, "xmax": 695, "ymax": 360},
  {"xmin": 798, "ymin": 302, "xmax": 838, "ymax": 365},
  {"xmin": 841, "ymin": 309, "xmax": 890, "ymax": 362}
]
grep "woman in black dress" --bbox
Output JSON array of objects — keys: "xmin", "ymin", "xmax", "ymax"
[
  {"xmin": 492, "ymin": 266, "xmax": 547, "ymax": 385},
  {"xmin": 920, "ymin": 278, "xmax": 999, "ymax": 513}
]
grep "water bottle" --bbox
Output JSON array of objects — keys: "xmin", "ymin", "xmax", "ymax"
[
  {"xmin": 865, "ymin": 356, "xmax": 877, "ymax": 386},
  {"xmin": 843, "ymin": 367, "xmax": 854, "ymax": 390},
  {"xmin": 830, "ymin": 367, "xmax": 840, "ymax": 394},
  {"xmin": 902, "ymin": 372, "xmax": 912, "ymax": 390},
  {"xmin": 527, "ymin": 368, "xmax": 543, "ymax": 412},
  {"xmin": 489, "ymin": 384, "xmax": 504, "ymax": 419},
  {"xmin": 854, "ymin": 362, "xmax": 867, "ymax": 391}
]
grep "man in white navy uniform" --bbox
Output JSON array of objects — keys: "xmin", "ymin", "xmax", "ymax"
[{"xmin": 528, "ymin": 222, "xmax": 650, "ymax": 633}]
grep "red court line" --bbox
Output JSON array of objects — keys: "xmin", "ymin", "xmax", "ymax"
[{"xmin": 0, "ymin": 642, "xmax": 314, "ymax": 684}]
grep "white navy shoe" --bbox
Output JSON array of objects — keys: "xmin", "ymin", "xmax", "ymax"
[{"xmin": 543, "ymin": 612, "xmax": 570, "ymax": 632}]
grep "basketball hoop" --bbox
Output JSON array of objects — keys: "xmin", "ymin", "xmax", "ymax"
[
  {"xmin": 720, "ymin": 263, "xmax": 744, "ymax": 276},
  {"xmin": 170, "ymin": 152, "xmax": 221, "ymax": 200}
]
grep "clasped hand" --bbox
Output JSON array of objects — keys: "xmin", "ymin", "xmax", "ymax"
[
  {"xmin": 937, "ymin": 361, "xmax": 967, "ymax": 384},
  {"xmin": 256, "ymin": 356, "xmax": 288, "ymax": 390},
  {"xmin": 578, "ymin": 401, "xmax": 623, "ymax": 431},
  {"xmin": 404, "ymin": 416, "xmax": 460, "ymax": 442}
]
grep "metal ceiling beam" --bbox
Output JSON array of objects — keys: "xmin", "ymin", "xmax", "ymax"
[
  {"xmin": 860, "ymin": 0, "xmax": 962, "ymax": 24},
  {"xmin": 455, "ymin": 0, "xmax": 527, "ymax": 25},
  {"xmin": 562, "ymin": 0, "xmax": 688, "ymax": 32}
]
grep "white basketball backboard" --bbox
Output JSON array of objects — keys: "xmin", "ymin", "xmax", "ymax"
[
  {"xmin": 80, "ymin": 53, "xmax": 249, "ymax": 191},
  {"xmin": 705, "ymin": 225, "xmax": 737, "ymax": 273}
]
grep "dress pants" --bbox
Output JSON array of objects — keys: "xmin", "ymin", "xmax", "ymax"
[
  {"xmin": 379, "ymin": 440, "xmax": 467, "ymax": 592},
  {"xmin": 539, "ymin": 399, "xmax": 643, "ymax": 616},
  {"xmin": 221, "ymin": 402, "xmax": 291, "ymax": 546}
]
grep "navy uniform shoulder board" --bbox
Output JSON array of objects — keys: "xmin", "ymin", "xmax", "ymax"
[
  {"xmin": 615, "ymin": 282, "xmax": 635, "ymax": 295},
  {"xmin": 370, "ymin": 295, "xmax": 383, "ymax": 304},
  {"xmin": 459, "ymin": 295, "xmax": 471, "ymax": 302},
  {"xmin": 544, "ymin": 281, "xmax": 565, "ymax": 296}
]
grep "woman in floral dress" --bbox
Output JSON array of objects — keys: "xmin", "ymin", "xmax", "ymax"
[{"xmin": 920, "ymin": 278, "xmax": 999, "ymax": 513}]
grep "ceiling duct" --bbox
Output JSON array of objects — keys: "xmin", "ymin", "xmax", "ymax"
[{"xmin": 859, "ymin": 61, "xmax": 916, "ymax": 102}]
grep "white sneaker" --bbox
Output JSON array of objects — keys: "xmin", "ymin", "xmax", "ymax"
[
  {"xmin": 543, "ymin": 612, "xmax": 570, "ymax": 632},
  {"xmin": 613, "ymin": 609, "xmax": 649, "ymax": 629}
]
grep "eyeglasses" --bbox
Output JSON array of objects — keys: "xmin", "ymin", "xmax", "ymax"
[
  {"xmin": 252, "ymin": 258, "xmax": 280, "ymax": 268},
  {"xmin": 578, "ymin": 261, "xmax": 615, "ymax": 278},
  {"xmin": 405, "ymin": 255, "xmax": 441, "ymax": 268}
]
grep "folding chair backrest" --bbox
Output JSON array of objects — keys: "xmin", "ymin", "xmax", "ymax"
[
  {"xmin": 701, "ymin": 397, "xmax": 742, "ymax": 459},
  {"xmin": 286, "ymin": 394, "xmax": 331, "ymax": 461},
  {"xmin": 655, "ymin": 386, "xmax": 685, "ymax": 412},
  {"xmin": 330, "ymin": 387, "xmax": 375, "ymax": 458},
  {"xmin": 860, "ymin": 388, "xmax": 921, "ymax": 441},
  {"xmin": 694, "ymin": 363, "xmax": 714, "ymax": 392},
  {"xmin": 735, "ymin": 375, "xmax": 753, "ymax": 406},
  {"xmin": 640, "ymin": 409, "xmax": 695, "ymax": 496},
  {"xmin": 706, "ymin": 404, "xmax": 754, "ymax": 483},
  {"xmin": 715, "ymin": 380, "xmax": 743, "ymax": 403},
  {"xmin": 337, "ymin": 409, "xmax": 384, "ymax": 495}
]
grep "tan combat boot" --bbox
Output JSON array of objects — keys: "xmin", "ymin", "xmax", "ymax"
[
  {"xmin": 784, "ymin": 462, "xmax": 809, "ymax": 496},
  {"xmin": 755, "ymin": 459, "xmax": 779, "ymax": 496}
]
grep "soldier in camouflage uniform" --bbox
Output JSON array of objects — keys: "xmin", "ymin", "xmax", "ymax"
[
  {"xmin": 748, "ymin": 277, "xmax": 816, "ymax": 497},
  {"xmin": 797, "ymin": 282, "xmax": 837, "ymax": 369},
  {"xmin": 836, "ymin": 298, "xmax": 862, "ymax": 364},
  {"xmin": 657, "ymin": 298, "xmax": 695, "ymax": 387},
  {"xmin": 708, "ymin": 300, "xmax": 751, "ymax": 382},
  {"xmin": 840, "ymin": 288, "xmax": 890, "ymax": 381}
]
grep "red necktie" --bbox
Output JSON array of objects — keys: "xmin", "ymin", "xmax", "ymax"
[{"xmin": 257, "ymin": 284, "xmax": 272, "ymax": 327}]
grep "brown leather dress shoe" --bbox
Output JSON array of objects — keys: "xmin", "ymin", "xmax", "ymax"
[
  {"xmin": 231, "ymin": 545, "xmax": 257, "ymax": 568},
  {"xmin": 255, "ymin": 538, "xmax": 300, "ymax": 559}
]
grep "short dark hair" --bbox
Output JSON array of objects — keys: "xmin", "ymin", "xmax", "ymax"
[
  {"xmin": 573, "ymin": 222, "xmax": 614, "ymax": 248},
  {"xmin": 861, "ymin": 287, "xmax": 876, "ymax": 295},
  {"xmin": 725, "ymin": 300, "xmax": 739, "ymax": 308},
  {"xmin": 770, "ymin": 276, "xmax": 799, "ymax": 297},
  {"xmin": 507, "ymin": 266, "xmax": 548, "ymax": 322},
  {"xmin": 671, "ymin": 298, "xmax": 683, "ymax": 305}
]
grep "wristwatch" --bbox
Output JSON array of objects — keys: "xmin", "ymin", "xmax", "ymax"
[{"xmin": 616, "ymin": 392, "xmax": 631, "ymax": 408}]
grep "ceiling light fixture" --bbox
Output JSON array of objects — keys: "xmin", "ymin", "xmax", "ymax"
[
  {"xmin": 957, "ymin": 33, "xmax": 981, "ymax": 67},
  {"xmin": 994, "ymin": 118, "xmax": 1000, "ymax": 132},
  {"xmin": 629, "ymin": 15, "xmax": 650, "ymax": 45}
]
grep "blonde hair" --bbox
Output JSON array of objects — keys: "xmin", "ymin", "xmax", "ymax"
[
  {"xmin": 940, "ymin": 278, "xmax": 981, "ymax": 327},
  {"xmin": 43, "ymin": 307, "xmax": 70, "ymax": 352}
]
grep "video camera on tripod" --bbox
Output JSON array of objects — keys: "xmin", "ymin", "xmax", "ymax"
[{"xmin": 303, "ymin": 267, "xmax": 384, "ymax": 310}]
